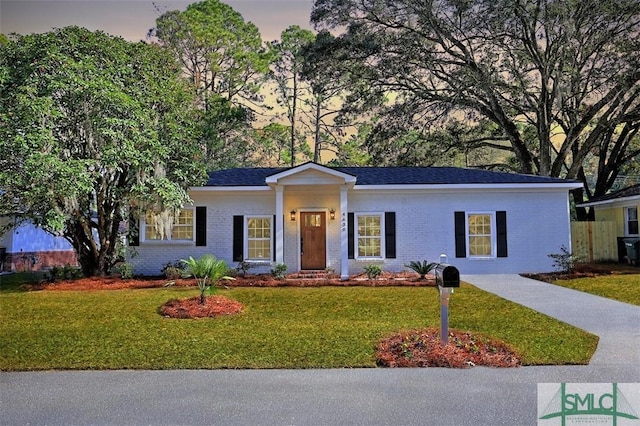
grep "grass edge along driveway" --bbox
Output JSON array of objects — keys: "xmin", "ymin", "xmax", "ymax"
[
  {"xmin": 552, "ymin": 274, "xmax": 640, "ymax": 306},
  {"xmin": 0, "ymin": 283, "xmax": 598, "ymax": 370}
]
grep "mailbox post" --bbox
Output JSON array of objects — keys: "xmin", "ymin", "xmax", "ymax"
[{"xmin": 434, "ymin": 264, "xmax": 460, "ymax": 344}]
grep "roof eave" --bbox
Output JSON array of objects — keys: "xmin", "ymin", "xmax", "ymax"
[
  {"xmin": 353, "ymin": 182, "xmax": 583, "ymax": 191},
  {"xmin": 578, "ymin": 194, "xmax": 640, "ymax": 208},
  {"xmin": 190, "ymin": 185, "xmax": 270, "ymax": 192}
]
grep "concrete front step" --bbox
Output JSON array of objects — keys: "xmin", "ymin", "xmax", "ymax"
[{"xmin": 289, "ymin": 270, "xmax": 332, "ymax": 279}]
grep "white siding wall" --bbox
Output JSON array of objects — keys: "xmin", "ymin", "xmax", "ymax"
[
  {"xmin": 130, "ymin": 186, "xmax": 572, "ymax": 276},
  {"xmin": 1, "ymin": 221, "xmax": 73, "ymax": 252},
  {"xmin": 130, "ymin": 191, "xmax": 275, "ymax": 275},
  {"xmin": 346, "ymin": 187, "xmax": 570, "ymax": 275}
]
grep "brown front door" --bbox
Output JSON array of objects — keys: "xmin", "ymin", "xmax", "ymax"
[{"xmin": 300, "ymin": 212, "xmax": 326, "ymax": 270}]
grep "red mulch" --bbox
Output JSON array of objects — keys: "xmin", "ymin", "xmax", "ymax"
[
  {"xmin": 26, "ymin": 273, "xmax": 435, "ymax": 291},
  {"xmin": 231, "ymin": 273, "xmax": 435, "ymax": 287},
  {"xmin": 159, "ymin": 295, "xmax": 244, "ymax": 319},
  {"xmin": 375, "ymin": 328, "xmax": 522, "ymax": 368},
  {"xmin": 521, "ymin": 262, "xmax": 639, "ymax": 283},
  {"xmin": 26, "ymin": 277, "xmax": 197, "ymax": 291}
]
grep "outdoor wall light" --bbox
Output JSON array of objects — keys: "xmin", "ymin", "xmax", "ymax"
[
  {"xmin": 290, "ymin": 210, "xmax": 296, "ymax": 221},
  {"xmin": 329, "ymin": 209, "xmax": 336, "ymax": 220}
]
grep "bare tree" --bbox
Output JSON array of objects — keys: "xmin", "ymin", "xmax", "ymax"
[{"xmin": 311, "ymin": 0, "xmax": 640, "ymax": 200}]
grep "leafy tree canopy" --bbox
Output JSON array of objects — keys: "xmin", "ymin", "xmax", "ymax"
[
  {"xmin": 311, "ymin": 0, "xmax": 640, "ymax": 198},
  {"xmin": 152, "ymin": 0, "xmax": 273, "ymax": 110},
  {"xmin": 0, "ymin": 27, "xmax": 207, "ymax": 276},
  {"xmin": 269, "ymin": 25, "xmax": 317, "ymax": 165}
]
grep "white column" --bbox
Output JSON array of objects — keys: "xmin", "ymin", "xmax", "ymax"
[
  {"xmin": 275, "ymin": 185, "xmax": 284, "ymax": 265},
  {"xmin": 340, "ymin": 185, "xmax": 349, "ymax": 280}
]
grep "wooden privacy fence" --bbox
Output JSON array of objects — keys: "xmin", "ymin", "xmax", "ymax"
[{"xmin": 571, "ymin": 221, "xmax": 617, "ymax": 262}]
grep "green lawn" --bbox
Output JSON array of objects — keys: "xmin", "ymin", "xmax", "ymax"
[
  {"xmin": 0, "ymin": 283, "xmax": 598, "ymax": 370},
  {"xmin": 552, "ymin": 273, "xmax": 640, "ymax": 306}
]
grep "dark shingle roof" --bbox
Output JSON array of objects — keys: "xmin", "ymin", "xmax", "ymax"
[
  {"xmin": 206, "ymin": 166, "xmax": 575, "ymax": 186},
  {"xmin": 206, "ymin": 167, "xmax": 287, "ymax": 186},
  {"xmin": 582, "ymin": 184, "xmax": 640, "ymax": 203}
]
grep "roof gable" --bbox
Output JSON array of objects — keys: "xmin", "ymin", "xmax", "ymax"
[{"xmin": 265, "ymin": 162, "xmax": 357, "ymax": 186}]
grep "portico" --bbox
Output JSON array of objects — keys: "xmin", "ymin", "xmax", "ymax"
[{"xmin": 265, "ymin": 163, "xmax": 357, "ymax": 279}]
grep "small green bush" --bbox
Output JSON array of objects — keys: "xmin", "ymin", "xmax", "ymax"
[
  {"xmin": 271, "ymin": 263, "xmax": 287, "ymax": 280},
  {"xmin": 45, "ymin": 264, "xmax": 83, "ymax": 282},
  {"xmin": 548, "ymin": 245, "xmax": 582, "ymax": 273},
  {"xmin": 364, "ymin": 264, "xmax": 383, "ymax": 279},
  {"xmin": 181, "ymin": 255, "xmax": 234, "ymax": 303},
  {"xmin": 405, "ymin": 260, "xmax": 438, "ymax": 279},
  {"xmin": 235, "ymin": 260, "xmax": 253, "ymax": 277},
  {"xmin": 116, "ymin": 262, "xmax": 135, "ymax": 279},
  {"xmin": 162, "ymin": 260, "xmax": 184, "ymax": 280}
]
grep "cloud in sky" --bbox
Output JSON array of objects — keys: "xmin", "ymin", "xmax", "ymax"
[{"xmin": 0, "ymin": 0, "xmax": 315, "ymax": 42}]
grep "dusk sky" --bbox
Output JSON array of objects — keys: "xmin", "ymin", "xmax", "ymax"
[{"xmin": 0, "ymin": 0, "xmax": 315, "ymax": 42}]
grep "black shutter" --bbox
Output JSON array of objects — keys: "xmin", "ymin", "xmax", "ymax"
[
  {"xmin": 128, "ymin": 213, "xmax": 139, "ymax": 246},
  {"xmin": 496, "ymin": 211, "xmax": 508, "ymax": 258},
  {"xmin": 233, "ymin": 215, "xmax": 244, "ymax": 261},
  {"xmin": 195, "ymin": 207, "xmax": 206, "ymax": 246},
  {"xmin": 348, "ymin": 213, "xmax": 354, "ymax": 259},
  {"xmin": 454, "ymin": 211, "xmax": 466, "ymax": 258},
  {"xmin": 272, "ymin": 215, "xmax": 276, "ymax": 261},
  {"xmin": 385, "ymin": 212, "xmax": 396, "ymax": 259}
]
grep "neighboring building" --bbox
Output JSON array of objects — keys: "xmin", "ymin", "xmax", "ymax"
[
  {"xmin": 0, "ymin": 217, "xmax": 77, "ymax": 272},
  {"xmin": 577, "ymin": 184, "xmax": 640, "ymax": 262},
  {"xmin": 129, "ymin": 162, "xmax": 581, "ymax": 277}
]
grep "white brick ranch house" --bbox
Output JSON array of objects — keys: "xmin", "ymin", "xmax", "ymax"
[{"xmin": 129, "ymin": 162, "xmax": 581, "ymax": 278}]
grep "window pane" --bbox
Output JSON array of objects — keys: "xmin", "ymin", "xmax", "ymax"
[
  {"xmin": 469, "ymin": 215, "xmax": 491, "ymax": 235},
  {"xmin": 248, "ymin": 239, "xmax": 271, "ymax": 259},
  {"xmin": 247, "ymin": 217, "xmax": 271, "ymax": 259},
  {"xmin": 145, "ymin": 212, "xmax": 159, "ymax": 240},
  {"xmin": 628, "ymin": 208, "xmax": 639, "ymax": 235},
  {"xmin": 357, "ymin": 215, "xmax": 382, "ymax": 257},
  {"xmin": 144, "ymin": 209, "xmax": 193, "ymax": 241},
  {"xmin": 305, "ymin": 214, "xmax": 322, "ymax": 227},
  {"xmin": 358, "ymin": 215, "xmax": 381, "ymax": 237},
  {"xmin": 171, "ymin": 210, "xmax": 194, "ymax": 240},
  {"xmin": 144, "ymin": 212, "xmax": 167, "ymax": 240},
  {"xmin": 469, "ymin": 236, "xmax": 492, "ymax": 256},
  {"xmin": 468, "ymin": 214, "xmax": 492, "ymax": 256}
]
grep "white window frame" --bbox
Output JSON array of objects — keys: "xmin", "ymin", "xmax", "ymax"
[
  {"xmin": 466, "ymin": 212, "xmax": 496, "ymax": 259},
  {"xmin": 244, "ymin": 215, "xmax": 273, "ymax": 261},
  {"xmin": 355, "ymin": 212, "xmax": 385, "ymax": 260},
  {"xmin": 625, "ymin": 206, "xmax": 639, "ymax": 236},
  {"xmin": 141, "ymin": 208, "xmax": 194, "ymax": 243}
]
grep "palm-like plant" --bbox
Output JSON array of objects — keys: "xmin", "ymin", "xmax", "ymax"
[
  {"xmin": 181, "ymin": 255, "xmax": 234, "ymax": 304},
  {"xmin": 405, "ymin": 260, "xmax": 438, "ymax": 280}
]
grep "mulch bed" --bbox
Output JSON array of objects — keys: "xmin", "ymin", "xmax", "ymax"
[
  {"xmin": 159, "ymin": 295, "xmax": 244, "ymax": 319},
  {"xmin": 521, "ymin": 262, "xmax": 639, "ymax": 283},
  {"xmin": 375, "ymin": 328, "xmax": 522, "ymax": 368},
  {"xmin": 26, "ymin": 277, "xmax": 197, "ymax": 291},
  {"xmin": 26, "ymin": 273, "xmax": 435, "ymax": 291}
]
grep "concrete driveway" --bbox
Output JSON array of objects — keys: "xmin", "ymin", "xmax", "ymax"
[{"xmin": 1, "ymin": 275, "xmax": 639, "ymax": 425}]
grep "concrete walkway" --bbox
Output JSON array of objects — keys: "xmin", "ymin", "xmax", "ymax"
[
  {"xmin": 462, "ymin": 274, "xmax": 640, "ymax": 367},
  {"xmin": 1, "ymin": 275, "xmax": 639, "ymax": 425}
]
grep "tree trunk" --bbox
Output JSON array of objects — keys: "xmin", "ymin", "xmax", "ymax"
[
  {"xmin": 290, "ymin": 73, "xmax": 298, "ymax": 167},
  {"xmin": 64, "ymin": 209, "xmax": 121, "ymax": 277},
  {"xmin": 571, "ymin": 187, "xmax": 594, "ymax": 221},
  {"xmin": 314, "ymin": 99, "xmax": 321, "ymax": 163}
]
